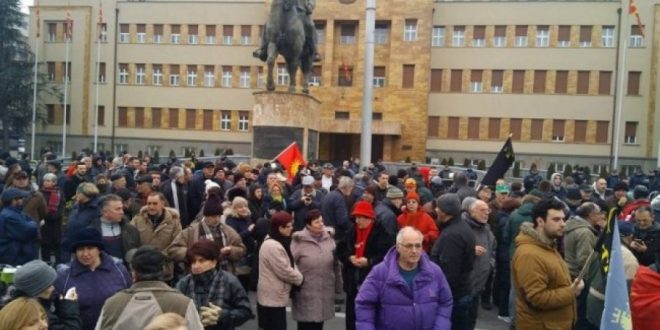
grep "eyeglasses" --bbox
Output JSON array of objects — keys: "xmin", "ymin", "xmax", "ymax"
[{"xmin": 399, "ymin": 243, "xmax": 423, "ymax": 250}]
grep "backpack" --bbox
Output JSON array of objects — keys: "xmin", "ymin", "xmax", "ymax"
[{"xmin": 110, "ymin": 287, "xmax": 180, "ymax": 330}]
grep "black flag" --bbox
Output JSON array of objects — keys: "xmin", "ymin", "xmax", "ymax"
[{"xmin": 480, "ymin": 137, "xmax": 515, "ymax": 186}]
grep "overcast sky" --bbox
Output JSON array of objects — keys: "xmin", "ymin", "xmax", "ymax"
[{"xmin": 21, "ymin": 0, "xmax": 34, "ymax": 14}]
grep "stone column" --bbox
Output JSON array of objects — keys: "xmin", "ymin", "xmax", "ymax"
[{"xmin": 252, "ymin": 91, "xmax": 321, "ymax": 162}]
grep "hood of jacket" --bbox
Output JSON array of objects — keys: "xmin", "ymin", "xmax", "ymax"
[
  {"xmin": 565, "ymin": 216, "xmax": 594, "ymax": 234},
  {"xmin": 515, "ymin": 222, "xmax": 556, "ymax": 251}
]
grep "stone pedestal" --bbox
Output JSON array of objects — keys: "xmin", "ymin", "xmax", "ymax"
[{"xmin": 252, "ymin": 91, "xmax": 321, "ymax": 161}]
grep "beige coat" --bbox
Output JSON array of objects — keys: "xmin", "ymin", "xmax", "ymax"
[
  {"xmin": 257, "ymin": 237, "xmax": 303, "ymax": 307},
  {"xmin": 131, "ymin": 207, "xmax": 182, "ymax": 280},
  {"xmin": 290, "ymin": 227, "xmax": 342, "ymax": 322}
]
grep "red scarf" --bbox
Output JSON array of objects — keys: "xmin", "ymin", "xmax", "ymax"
[
  {"xmin": 354, "ymin": 222, "xmax": 374, "ymax": 258},
  {"xmin": 42, "ymin": 186, "xmax": 61, "ymax": 214}
]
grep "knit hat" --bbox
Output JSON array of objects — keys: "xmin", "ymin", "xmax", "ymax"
[
  {"xmin": 404, "ymin": 178, "xmax": 417, "ymax": 189},
  {"xmin": 386, "ymin": 186, "xmax": 404, "ymax": 199},
  {"xmin": 270, "ymin": 211, "xmax": 293, "ymax": 231},
  {"xmin": 203, "ymin": 191, "xmax": 224, "ymax": 216},
  {"xmin": 301, "ymin": 175, "xmax": 314, "ymax": 186},
  {"xmin": 0, "ymin": 187, "xmax": 29, "ymax": 202},
  {"xmin": 352, "ymin": 200, "xmax": 375, "ymax": 219},
  {"xmin": 226, "ymin": 187, "xmax": 248, "ymax": 203},
  {"xmin": 13, "ymin": 260, "xmax": 57, "ymax": 297},
  {"xmin": 69, "ymin": 228, "xmax": 104, "ymax": 253},
  {"xmin": 618, "ymin": 220, "xmax": 634, "ymax": 236},
  {"xmin": 496, "ymin": 184, "xmax": 510, "ymax": 194},
  {"xmin": 436, "ymin": 193, "xmax": 461, "ymax": 217},
  {"xmin": 406, "ymin": 191, "xmax": 421, "ymax": 203},
  {"xmin": 131, "ymin": 246, "xmax": 165, "ymax": 277},
  {"xmin": 579, "ymin": 184, "xmax": 593, "ymax": 192},
  {"xmin": 528, "ymin": 188, "xmax": 546, "ymax": 199},
  {"xmin": 204, "ymin": 179, "xmax": 221, "ymax": 194}
]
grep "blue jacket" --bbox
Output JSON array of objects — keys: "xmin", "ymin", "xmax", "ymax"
[
  {"xmin": 355, "ymin": 247, "xmax": 453, "ymax": 330},
  {"xmin": 61, "ymin": 197, "xmax": 101, "ymax": 261},
  {"xmin": 0, "ymin": 206, "xmax": 39, "ymax": 266},
  {"xmin": 55, "ymin": 251, "xmax": 131, "ymax": 330}
]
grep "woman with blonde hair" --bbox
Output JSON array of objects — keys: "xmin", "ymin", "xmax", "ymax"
[
  {"xmin": 224, "ymin": 196, "xmax": 257, "ymax": 290},
  {"xmin": 0, "ymin": 297, "xmax": 49, "ymax": 330}
]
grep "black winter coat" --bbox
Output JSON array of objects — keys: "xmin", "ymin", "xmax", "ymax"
[{"xmin": 430, "ymin": 215, "xmax": 476, "ymax": 299}]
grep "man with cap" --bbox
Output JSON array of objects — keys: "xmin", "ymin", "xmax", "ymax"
[
  {"xmin": 3, "ymin": 259, "xmax": 81, "ymax": 328},
  {"xmin": 320, "ymin": 163, "xmax": 336, "ymax": 191},
  {"xmin": 374, "ymin": 186, "xmax": 404, "ymax": 237},
  {"xmin": 619, "ymin": 184, "xmax": 651, "ymax": 221},
  {"xmin": 430, "ymin": 193, "xmax": 476, "ymax": 330},
  {"xmin": 11, "ymin": 170, "xmax": 48, "ymax": 233},
  {"xmin": 579, "ymin": 183, "xmax": 597, "ymax": 203},
  {"xmin": 95, "ymin": 246, "xmax": 204, "ymax": 330},
  {"xmin": 288, "ymin": 175, "xmax": 323, "ymax": 231},
  {"xmin": 134, "ymin": 174, "xmax": 154, "ymax": 206},
  {"xmin": 189, "ymin": 161, "xmax": 216, "ymax": 225},
  {"xmin": 61, "ymin": 183, "xmax": 102, "ymax": 262},
  {"xmin": 110, "ymin": 173, "xmax": 127, "ymax": 193},
  {"xmin": 563, "ymin": 185, "xmax": 583, "ymax": 217},
  {"xmin": 0, "ymin": 187, "xmax": 39, "ymax": 265}
]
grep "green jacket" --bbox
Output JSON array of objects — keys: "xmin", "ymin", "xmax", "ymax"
[
  {"xmin": 563, "ymin": 216, "xmax": 598, "ymax": 278},
  {"xmin": 504, "ymin": 201, "xmax": 534, "ymax": 257}
]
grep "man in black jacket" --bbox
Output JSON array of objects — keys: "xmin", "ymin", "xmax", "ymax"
[{"xmin": 431, "ymin": 193, "xmax": 476, "ymax": 330}]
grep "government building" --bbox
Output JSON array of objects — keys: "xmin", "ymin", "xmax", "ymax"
[{"xmin": 29, "ymin": 0, "xmax": 660, "ymax": 172}]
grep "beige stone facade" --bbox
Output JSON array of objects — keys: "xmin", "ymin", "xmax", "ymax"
[{"xmin": 29, "ymin": 0, "xmax": 660, "ymax": 170}]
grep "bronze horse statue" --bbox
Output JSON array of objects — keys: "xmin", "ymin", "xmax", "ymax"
[{"xmin": 261, "ymin": 0, "xmax": 313, "ymax": 94}]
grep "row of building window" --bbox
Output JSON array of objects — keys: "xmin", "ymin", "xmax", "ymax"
[
  {"xmin": 117, "ymin": 108, "xmax": 250, "ymax": 132},
  {"xmin": 428, "ymin": 117, "xmax": 639, "ymax": 144}
]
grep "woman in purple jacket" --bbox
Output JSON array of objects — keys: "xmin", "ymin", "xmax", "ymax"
[{"xmin": 355, "ymin": 227, "xmax": 453, "ymax": 330}]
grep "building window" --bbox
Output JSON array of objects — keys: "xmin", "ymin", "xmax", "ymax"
[
  {"xmin": 491, "ymin": 70, "xmax": 503, "ymax": 93},
  {"xmin": 574, "ymin": 120, "xmax": 587, "ymax": 142},
  {"xmin": 241, "ymin": 25, "xmax": 251, "ymax": 45},
  {"xmin": 136, "ymin": 24, "xmax": 146, "ymax": 43},
  {"xmin": 170, "ymin": 24, "xmax": 181, "ymax": 44},
  {"xmin": 338, "ymin": 64, "xmax": 352, "ymax": 86},
  {"xmin": 119, "ymin": 24, "xmax": 129, "ymax": 43},
  {"xmin": 512, "ymin": 70, "xmax": 525, "ymax": 93},
  {"xmin": 152, "ymin": 65, "xmax": 163, "ymax": 86},
  {"xmin": 187, "ymin": 65, "xmax": 197, "ymax": 86},
  {"xmin": 47, "ymin": 62, "xmax": 56, "ymax": 81},
  {"xmin": 430, "ymin": 69, "xmax": 442, "ymax": 92},
  {"xmin": 552, "ymin": 120, "xmax": 565, "ymax": 142},
  {"xmin": 432, "ymin": 26, "xmax": 444, "ymax": 47},
  {"xmin": 185, "ymin": 109, "xmax": 196, "ymax": 129},
  {"xmin": 335, "ymin": 111, "xmax": 349, "ymax": 120},
  {"xmin": 515, "ymin": 25, "xmax": 528, "ymax": 47},
  {"xmin": 309, "ymin": 65, "xmax": 322, "ymax": 86},
  {"xmin": 627, "ymin": 71, "xmax": 641, "ymax": 95},
  {"xmin": 577, "ymin": 71, "xmax": 590, "ymax": 94},
  {"xmin": 97, "ymin": 62, "xmax": 106, "ymax": 83},
  {"xmin": 602, "ymin": 26, "xmax": 615, "ymax": 47},
  {"xmin": 531, "ymin": 119, "xmax": 543, "ymax": 140},
  {"xmin": 624, "ymin": 121, "xmax": 637, "ymax": 144},
  {"xmin": 488, "ymin": 118, "xmax": 501, "ymax": 139},
  {"xmin": 403, "ymin": 19, "xmax": 417, "ymax": 42},
  {"xmin": 118, "ymin": 107, "xmax": 127, "ymax": 127},
  {"xmin": 373, "ymin": 113, "xmax": 383, "ymax": 120},
  {"xmin": 169, "ymin": 65, "xmax": 180, "ymax": 86},
  {"xmin": 64, "ymin": 104, "xmax": 71, "ymax": 124},
  {"xmin": 447, "ymin": 117, "xmax": 459, "ymax": 139},
  {"xmin": 96, "ymin": 106, "xmax": 105, "ymax": 126},
  {"xmin": 373, "ymin": 66, "xmax": 385, "ymax": 88},
  {"xmin": 222, "ymin": 66, "xmax": 233, "ymax": 87},
  {"xmin": 151, "ymin": 108, "xmax": 161, "ymax": 128},
  {"xmin": 340, "ymin": 23, "xmax": 356, "ymax": 44},
  {"xmin": 114, "ymin": 144, "xmax": 128, "ymax": 155},
  {"xmin": 99, "ymin": 23, "xmax": 108, "ymax": 42},
  {"xmin": 536, "ymin": 26, "xmax": 549, "ymax": 47},
  {"xmin": 555, "ymin": 70, "xmax": 568, "ymax": 94},
  {"xmin": 188, "ymin": 25, "xmax": 198, "ymax": 44},
  {"xmin": 48, "ymin": 23, "xmax": 57, "ymax": 42},
  {"xmin": 169, "ymin": 108, "xmax": 179, "ymax": 128},
  {"xmin": 257, "ymin": 67, "xmax": 265, "ymax": 88},
  {"xmin": 315, "ymin": 22, "xmax": 325, "ymax": 44},
  {"xmin": 62, "ymin": 62, "xmax": 71, "ymax": 82},
  {"xmin": 402, "ymin": 64, "xmax": 415, "ymax": 88},
  {"xmin": 470, "ymin": 70, "xmax": 483, "ymax": 93},
  {"xmin": 239, "ymin": 112, "xmax": 249, "ymax": 131},
  {"xmin": 533, "ymin": 70, "xmax": 546, "ymax": 93},
  {"xmin": 240, "ymin": 67, "xmax": 251, "ymax": 88},
  {"xmin": 510, "ymin": 118, "xmax": 522, "ymax": 140},
  {"xmin": 46, "ymin": 104, "xmax": 55, "ymax": 124},
  {"xmin": 493, "ymin": 25, "xmax": 506, "ymax": 47},
  {"xmin": 223, "ymin": 25, "xmax": 233, "ymax": 44},
  {"xmin": 118, "ymin": 64, "xmax": 128, "ymax": 84},
  {"xmin": 452, "ymin": 26, "xmax": 465, "ymax": 47},
  {"xmin": 557, "ymin": 25, "xmax": 571, "ymax": 47},
  {"xmin": 135, "ymin": 64, "xmax": 145, "ymax": 85},
  {"xmin": 630, "ymin": 25, "xmax": 644, "ymax": 47},
  {"xmin": 599, "ymin": 71, "xmax": 612, "ymax": 95},
  {"xmin": 579, "ymin": 25, "xmax": 592, "ymax": 47},
  {"xmin": 467, "ymin": 117, "xmax": 480, "ymax": 139},
  {"xmin": 146, "ymin": 145, "xmax": 161, "ymax": 155},
  {"xmin": 596, "ymin": 121, "xmax": 609, "ymax": 143},
  {"xmin": 450, "ymin": 69, "xmax": 462, "ymax": 92},
  {"xmin": 374, "ymin": 22, "xmax": 389, "ymax": 44},
  {"xmin": 206, "ymin": 25, "xmax": 216, "ymax": 44},
  {"xmin": 472, "ymin": 26, "xmax": 485, "ymax": 47},
  {"xmin": 428, "ymin": 116, "xmax": 440, "ymax": 137},
  {"xmin": 203, "ymin": 110, "xmax": 213, "ymax": 130},
  {"xmin": 204, "ymin": 66, "xmax": 215, "ymax": 87},
  {"xmin": 135, "ymin": 107, "xmax": 145, "ymax": 128},
  {"xmin": 220, "ymin": 111, "xmax": 231, "ymax": 130},
  {"xmin": 153, "ymin": 24, "xmax": 163, "ymax": 43}
]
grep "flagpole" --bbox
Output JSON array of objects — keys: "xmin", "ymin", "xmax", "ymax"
[
  {"xmin": 271, "ymin": 141, "xmax": 297, "ymax": 162},
  {"xmin": 611, "ymin": 2, "xmax": 631, "ymax": 171},
  {"xmin": 359, "ymin": 0, "xmax": 375, "ymax": 168},
  {"xmin": 62, "ymin": 36, "xmax": 70, "ymax": 159},
  {"xmin": 93, "ymin": 0, "xmax": 104, "ymax": 153},
  {"xmin": 31, "ymin": 25, "xmax": 39, "ymax": 161}
]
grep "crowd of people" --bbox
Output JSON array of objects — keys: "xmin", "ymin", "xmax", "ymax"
[{"xmin": 0, "ymin": 149, "xmax": 659, "ymax": 330}]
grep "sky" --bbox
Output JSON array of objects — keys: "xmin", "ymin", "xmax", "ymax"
[{"xmin": 21, "ymin": 0, "xmax": 34, "ymax": 14}]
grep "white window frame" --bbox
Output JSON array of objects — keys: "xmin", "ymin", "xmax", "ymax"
[
  {"xmin": 472, "ymin": 38, "xmax": 485, "ymax": 47},
  {"xmin": 308, "ymin": 75, "xmax": 321, "ymax": 86},
  {"xmin": 223, "ymin": 35, "xmax": 233, "ymax": 45},
  {"xmin": 206, "ymin": 35, "xmax": 216, "ymax": 44},
  {"xmin": 119, "ymin": 32, "xmax": 129, "ymax": 43},
  {"xmin": 514, "ymin": 36, "xmax": 528, "ymax": 47},
  {"xmin": 550, "ymin": 162, "xmax": 566, "ymax": 172},
  {"xmin": 153, "ymin": 67, "xmax": 163, "ymax": 86},
  {"xmin": 238, "ymin": 114, "xmax": 249, "ymax": 131},
  {"xmin": 241, "ymin": 35, "xmax": 251, "ymax": 45},
  {"xmin": 340, "ymin": 35, "xmax": 355, "ymax": 44},
  {"xmin": 601, "ymin": 27, "xmax": 615, "ymax": 47},
  {"xmin": 630, "ymin": 35, "xmax": 644, "ymax": 48},
  {"xmin": 135, "ymin": 65, "xmax": 145, "ymax": 85},
  {"xmin": 432, "ymin": 26, "xmax": 444, "ymax": 47},
  {"xmin": 153, "ymin": 34, "xmax": 163, "ymax": 44},
  {"xmin": 114, "ymin": 144, "xmax": 128, "ymax": 155},
  {"xmin": 146, "ymin": 145, "xmax": 161, "ymax": 155},
  {"xmin": 170, "ymin": 34, "xmax": 180, "ymax": 44},
  {"xmin": 536, "ymin": 28, "xmax": 549, "ymax": 47},
  {"xmin": 169, "ymin": 73, "xmax": 180, "ymax": 86},
  {"xmin": 373, "ymin": 76, "xmax": 385, "ymax": 88},
  {"xmin": 221, "ymin": 70, "xmax": 232, "ymax": 87},
  {"xmin": 100, "ymin": 25, "xmax": 108, "ymax": 42},
  {"xmin": 220, "ymin": 113, "xmax": 231, "ymax": 131},
  {"xmin": 119, "ymin": 67, "xmax": 128, "ymax": 84},
  {"xmin": 188, "ymin": 34, "xmax": 198, "ymax": 44},
  {"xmin": 48, "ymin": 29, "xmax": 56, "ymax": 42},
  {"xmin": 624, "ymin": 135, "xmax": 637, "ymax": 144},
  {"xmin": 579, "ymin": 41, "xmax": 592, "ymax": 48},
  {"xmin": 491, "ymin": 85, "xmax": 503, "ymax": 93},
  {"xmin": 240, "ymin": 70, "xmax": 251, "ymax": 88},
  {"xmin": 374, "ymin": 27, "xmax": 388, "ymax": 44},
  {"xmin": 204, "ymin": 70, "xmax": 214, "ymax": 87},
  {"xmin": 136, "ymin": 32, "xmax": 146, "ymax": 43},
  {"xmin": 558, "ymin": 40, "xmax": 571, "ymax": 47},
  {"xmin": 452, "ymin": 29, "xmax": 465, "ymax": 47},
  {"xmin": 470, "ymin": 82, "xmax": 483, "ymax": 93},
  {"xmin": 403, "ymin": 21, "xmax": 417, "ymax": 42},
  {"xmin": 187, "ymin": 69, "xmax": 197, "ymax": 87},
  {"xmin": 493, "ymin": 36, "xmax": 506, "ymax": 47},
  {"xmin": 552, "ymin": 135, "xmax": 565, "ymax": 142},
  {"xmin": 316, "ymin": 28, "xmax": 325, "ymax": 44},
  {"xmin": 277, "ymin": 66, "xmax": 289, "ymax": 85},
  {"xmin": 257, "ymin": 71, "xmax": 265, "ymax": 88}
]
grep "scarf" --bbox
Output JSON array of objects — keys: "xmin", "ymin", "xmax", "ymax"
[
  {"xmin": 185, "ymin": 268, "xmax": 225, "ymax": 311},
  {"xmin": 148, "ymin": 212, "xmax": 165, "ymax": 230},
  {"xmin": 269, "ymin": 230, "xmax": 294, "ymax": 267},
  {"xmin": 200, "ymin": 220, "xmax": 230, "ymax": 271},
  {"xmin": 355, "ymin": 222, "xmax": 374, "ymax": 258},
  {"xmin": 42, "ymin": 186, "xmax": 61, "ymax": 214}
]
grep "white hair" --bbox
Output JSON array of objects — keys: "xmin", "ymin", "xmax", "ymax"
[{"xmin": 396, "ymin": 226, "xmax": 423, "ymax": 244}]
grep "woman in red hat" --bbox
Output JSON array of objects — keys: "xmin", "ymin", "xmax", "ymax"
[
  {"xmin": 396, "ymin": 191, "xmax": 439, "ymax": 252},
  {"xmin": 338, "ymin": 200, "xmax": 394, "ymax": 330}
]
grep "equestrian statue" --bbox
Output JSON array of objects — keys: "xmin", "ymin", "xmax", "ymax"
[{"xmin": 253, "ymin": 0, "xmax": 320, "ymax": 94}]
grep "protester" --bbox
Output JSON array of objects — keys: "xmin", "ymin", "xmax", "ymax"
[
  {"xmin": 40, "ymin": 173, "xmax": 65, "ymax": 265},
  {"xmin": 630, "ymin": 206, "xmax": 660, "ymax": 266},
  {"xmin": 396, "ymin": 191, "xmax": 439, "ymax": 252},
  {"xmin": 0, "ymin": 297, "xmax": 49, "ymax": 330},
  {"xmin": 321, "ymin": 176, "xmax": 354, "ymax": 242},
  {"xmin": 61, "ymin": 182, "xmax": 101, "ymax": 260},
  {"xmin": 224, "ymin": 196, "xmax": 257, "ymax": 290},
  {"xmin": 0, "ymin": 187, "xmax": 39, "ymax": 266},
  {"xmin": 89, "ymin": 194, "xmax": 140, "ymax": 264},
  {"xmin": 288, "ymin": 175, "xmax": 323, "ymax": 231},
  {"xmin": 374, "ymin": 186, "xmax": 404, "ymax": 237}
]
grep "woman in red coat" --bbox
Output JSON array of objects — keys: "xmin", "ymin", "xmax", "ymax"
[{"xmin": 396, "ymin": 191, "xmax": 439, "ymax": 252}]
